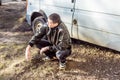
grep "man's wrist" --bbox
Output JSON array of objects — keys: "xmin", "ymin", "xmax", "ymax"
[
  {"xmin": 29, "ymin": 42, "xmax": 34, "ymax": 47},
  {"xmin": 27, "ymin": 45, "xmax": 31, "ymax": 50}
]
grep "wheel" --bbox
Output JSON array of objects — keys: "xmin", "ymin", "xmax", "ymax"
[
  {"xmin": 0, "ymin": 0, "xmax": 2, "ymax": 6},
  {"xmin": 32, "ymin": 17, "xmax": 45, "ymax": 34}
]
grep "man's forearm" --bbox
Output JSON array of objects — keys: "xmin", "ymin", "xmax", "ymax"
[{"xmin": 25, "ymin": 45, "xmax": 32, "ymax": 61}]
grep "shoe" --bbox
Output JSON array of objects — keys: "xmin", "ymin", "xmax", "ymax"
[
  {"xmin": 43, "ymin": 56, "xmax": 52, "ymax": 61},
  {"xmin": 59, "ymin": 62, "xmax": 66, "ymax": 69}
]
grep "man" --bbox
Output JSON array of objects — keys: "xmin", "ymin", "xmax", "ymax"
[{"xmin": 25, "ymin": 13, "xmax": 72, "ymax": 69}]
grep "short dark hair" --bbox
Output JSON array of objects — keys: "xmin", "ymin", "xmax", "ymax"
[{"xmin": 49, "ymin": 13, "xmax": 61, "ymax": 23}]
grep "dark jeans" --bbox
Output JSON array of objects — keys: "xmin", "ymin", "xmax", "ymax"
[{"xmin": 35, "ymin": 39, "xmax": 71, "ymax": 63}]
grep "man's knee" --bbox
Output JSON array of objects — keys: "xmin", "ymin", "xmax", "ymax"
[
  {"xmin": 56, "ymin": 51, "xmax": 60, "ymax": 59},
  {"xmin": 56, "ymin": 49, "xmax": 71, "ymax": 59}
]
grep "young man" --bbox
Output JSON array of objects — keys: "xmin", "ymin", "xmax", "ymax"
[{"xmin": 25, "ymin": 13, "xmax": 72, "ymax": 69}]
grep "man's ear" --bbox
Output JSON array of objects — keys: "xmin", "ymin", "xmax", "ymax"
[{"xmin": 55, "ymin": 23, "xmax": 59, "ymax": 26}]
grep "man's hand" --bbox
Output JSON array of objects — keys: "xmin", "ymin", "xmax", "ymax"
[
  {"xmin": 40, "ymin": 46, "xmax": 49, "ymax": 54},
  {"xmin": 25, "ymin": 45, "xmax": 31, "ymax": 61}
]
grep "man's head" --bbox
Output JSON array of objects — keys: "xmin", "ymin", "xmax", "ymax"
[{"xmin": 48, "ymin": 13, "xmax": 61, "ymax": 28}]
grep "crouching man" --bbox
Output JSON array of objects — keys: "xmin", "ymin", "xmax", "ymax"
[{"xmin": 25, "ymin": 13, "xmax": 72, "ymax": 69}]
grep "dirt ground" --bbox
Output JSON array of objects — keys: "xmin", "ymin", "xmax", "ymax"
[{"xmin": 0, "ymin": 2, "xmax": 120, "ymax": 80}]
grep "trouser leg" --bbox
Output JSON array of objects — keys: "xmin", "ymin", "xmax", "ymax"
[
  {"xmin": 56, "ymin": 49, "xmax": 71, "ymax": 63},
  {"xmin": 44, "ymin": 50, "xmax": 56, "ymax": 58}
]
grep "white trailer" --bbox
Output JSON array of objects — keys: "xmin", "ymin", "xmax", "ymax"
[{"xmin": 26, "ymin": 0, "xmax": 120, "ymax": 51}]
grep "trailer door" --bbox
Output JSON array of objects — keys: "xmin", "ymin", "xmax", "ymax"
[{"xmin": 39, "ymin": 0, "xmax": 75, "ymax": 36}]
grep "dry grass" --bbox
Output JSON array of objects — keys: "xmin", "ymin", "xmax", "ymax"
[{"xmin": 0, "ymin": 2, "xmax": 120, "ymax": 80}]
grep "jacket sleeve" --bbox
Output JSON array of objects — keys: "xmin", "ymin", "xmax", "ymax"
[{"xmin": 29, "ymin": 27, "xmax": 47, "ymax": 47}]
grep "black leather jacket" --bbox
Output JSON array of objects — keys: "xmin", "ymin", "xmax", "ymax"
[{"xmin": 29, "ymin": 22, "xmax": 71, "ymax": 51}]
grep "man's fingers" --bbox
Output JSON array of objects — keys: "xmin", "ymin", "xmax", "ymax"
[
  {"xmin": 25, "ymin": 45, "xmax": 32, "ymax": 61},
  {"xmin": 25, "ymin": 51, "xmax": 31, "ymax": 61},
  {"xmin": 40, "ymin": 47, "xmax": 46, "ymax": 54},
  {"xmin": 40, "ymin": 47, "xmax": 49, "ymax": 54},
  {"xmin": 40, "ymin": 48, "xmax": 44, "ymax": 54},
  {"xmin": 26, "ymin": 54, "xmax": 31, "ymax": 61}
]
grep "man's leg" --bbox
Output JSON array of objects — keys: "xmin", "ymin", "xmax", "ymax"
[
  {"xmin": 35, "ymin": 39, "xmax": 56, "ymax": 60},
  {"xmin": 44, "ymin": 50, "xmax": 56, "ymax": 59},
  {"xmin": 56, "ymin": 49, "xmax": 71, "ymax": 69},
  {"xmin": 35, "ymin": 39, "xmax": 52, "ymax": 49}
]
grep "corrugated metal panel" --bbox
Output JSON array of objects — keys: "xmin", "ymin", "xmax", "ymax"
[
  {"xmin": 73, "ymin": 0, "xmax": 120, "ymax": 51},
  {"xmin": 76, "ymin": 0, "xmax": 120, "ymax": 15}
]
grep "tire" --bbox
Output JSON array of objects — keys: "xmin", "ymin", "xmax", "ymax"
[
  {"xmin": 32, "ymin": 17, "xmax": 45, "ymax": 34},
  {"xmin": 0, "ymin": 0, "xmax": 2, "ymax": 6}
]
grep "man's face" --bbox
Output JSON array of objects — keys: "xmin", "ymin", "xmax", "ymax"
[{"xmin": 48, "ymin": 18, "xmax": 58, "ymax": 28}]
